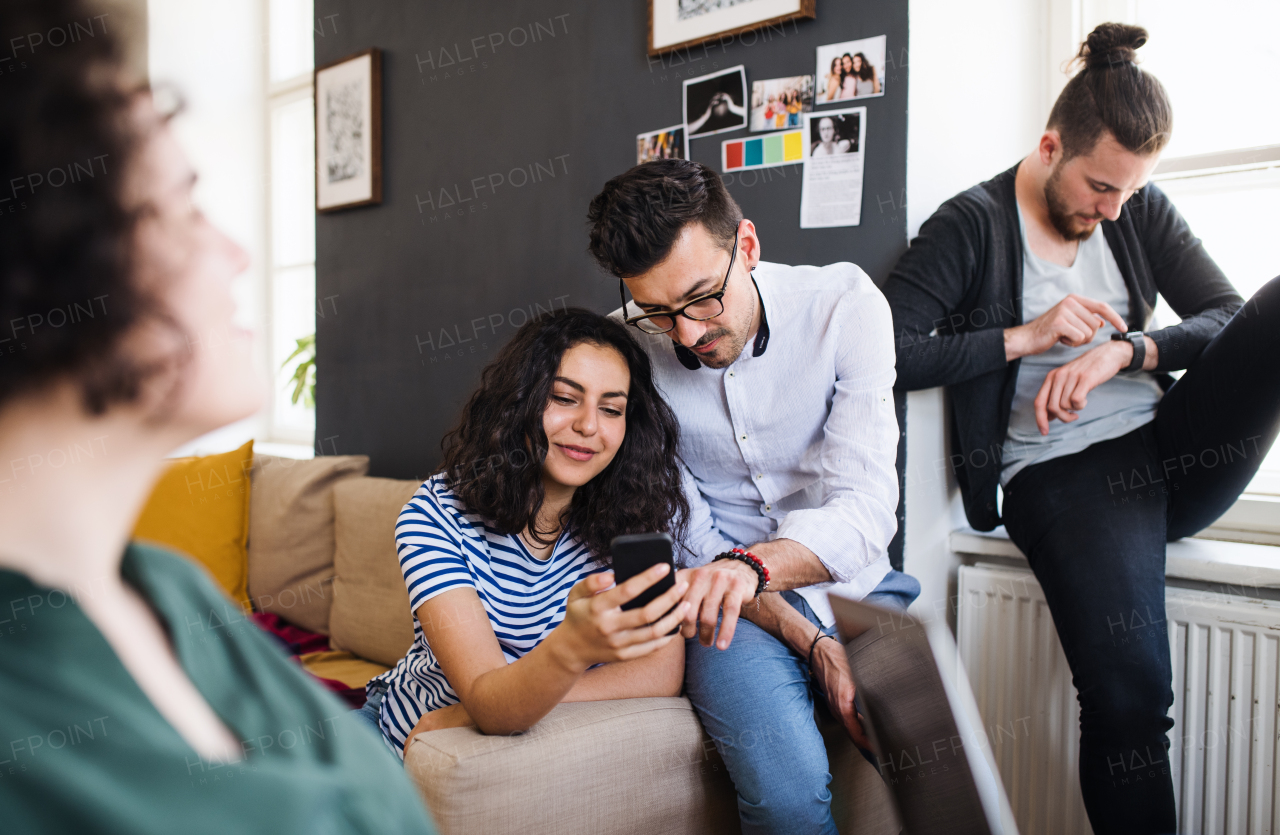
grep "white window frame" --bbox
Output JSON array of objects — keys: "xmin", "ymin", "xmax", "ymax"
[
  {"xmin": 1047, "ymin": 0, "xmax": 1280, "ymax": 545},
  {"xmin": 262, "ymin": 5, "xmax": 315, "ymax": 448},
  {"xmin": 1151, "ymin": 149, "xmax": 1280, "ymax": 544}
]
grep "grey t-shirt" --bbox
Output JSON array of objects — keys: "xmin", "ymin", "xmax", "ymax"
[{"xmin": 1000, "ymin": 205, "xmax": 1163, "ymax": 486}]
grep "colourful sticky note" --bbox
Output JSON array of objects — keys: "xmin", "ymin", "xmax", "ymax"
[
  {"xmin": 744, "ymin": 138, "xmax": 764, "ymax": 167},
  {"xmin": 725, "ymin": 141, "xmax": 744, "ymax": 170},
  {"xmin": 783, "ymin": 130, "xmax": 803, "ymax": 161},
  {"xmin": 763, "ymin": 134, "xmax": 784, "ymax": 164}
]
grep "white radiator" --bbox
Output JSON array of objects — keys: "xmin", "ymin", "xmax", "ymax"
[{"xmin": 956, "ymin": 563, "xmax": 1280, "ymax": 835}]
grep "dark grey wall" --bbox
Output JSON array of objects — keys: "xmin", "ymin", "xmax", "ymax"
[{"xmin": 313, "ymin": 0, "xmax": 909, "ymax": 562}]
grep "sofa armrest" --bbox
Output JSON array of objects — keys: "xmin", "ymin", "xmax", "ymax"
[{"xmin": 403, "ymin": 697, "xmax": 740, "ymax": 835}]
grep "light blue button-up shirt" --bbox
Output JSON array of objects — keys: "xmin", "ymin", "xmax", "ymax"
[{"xmin": 620, "ymin": 259, "xmax": 899, "ymax": 627}]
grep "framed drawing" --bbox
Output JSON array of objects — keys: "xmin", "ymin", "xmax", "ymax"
[
  {"xmin": 315, "ymin": 48, "xmax": 382, "ymax": 212},
  {"xmin": 648, "ymin": 0, "xmax": 815, "ymax": 57}
]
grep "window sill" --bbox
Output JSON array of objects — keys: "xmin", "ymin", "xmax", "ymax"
[
  {"xmin": 949, "ymin": 526, "xmax": 1280, "ymax": 590},
  {"xmin": 254, "ymin": 440, "xmax": 316, "ymax": 460}
]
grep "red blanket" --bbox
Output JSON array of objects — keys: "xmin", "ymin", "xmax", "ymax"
[{"xmin": 250, "ymin": 612, "xmax": 367, "ymax": 708}]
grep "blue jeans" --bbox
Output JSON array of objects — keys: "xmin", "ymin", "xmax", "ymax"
[
  {"xmin": 353, "ymin": 679, "xmax": 389, "ymax": 738},
  {"xmin": 685, "ymin": 569, "xmax": 920, "ymax": 835}
]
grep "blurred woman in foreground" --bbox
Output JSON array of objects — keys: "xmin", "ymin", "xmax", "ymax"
[{"xmin": 0, "ymin": 1, "xmax": 437, "ymax": 830}]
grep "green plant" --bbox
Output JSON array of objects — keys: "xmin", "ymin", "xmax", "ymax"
[{"xmin": 282, "ymin": 333, "xmax": 316, "ymax": 408}]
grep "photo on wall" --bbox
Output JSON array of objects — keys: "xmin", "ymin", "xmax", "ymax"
[
  {"xmin": 637, "ymin": 125, "xmax": 686, "ymax": 165},
  {"xmin": 814, "ymin": 35, "xmax": 886, "ymax": 105},
  {"xmin": 683, "ymin": 65, "xmax": 748, "ymax": 138},
  {"xmin": 806, "ymin": 109, "xmax": 860, "ymax": 156},
  {"xmin": 749, "ymin": 75, "xmax": 814, "ymax": 132},
  {"xmin": 315, "ymin": 48, "xmax": 382, "ymax": 212},
  {"xmin": 800, "ymin": 106, "xmax": 866, "ymax": 229}
]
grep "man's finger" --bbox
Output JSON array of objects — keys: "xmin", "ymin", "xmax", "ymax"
[
  {"xmin": 849, "ymin": 712, "xmax": 873, "ymax": 750},
  {"xmin": 1049, "ymin": 369, "xmax": 1070, "ymax": 412},
  {"xmin": 1060, "ymin": 310, "xmax": 1097, "ymax": 345},
  {"xmin": 713, "ymin": 589, "xmax": 744, "ymax": 650},
  {"xmin": 1079, "ymin": 297, "xmax": 1129, "ymax": 334},
  {"xmin": 679, "ymin": 578, "xmax": 708, "ymax": 639},
  {"xmin": 1034, "ymin": 375, "xmax": 1053, "ymax": 435},
  {"xmin": 698, "ymin": 573, "xmax": 731, "ymax": 646},
  {"xmin": 1045, "ymin": 372, "xmax": 1070, "ymax": 425},
  {"xmin": 1054, "ymin": 371, "xmax": 1077, "ymax": 416},
  {"xmin": 1067, "ymin": 373, "xmax": 1090, "ymax": 410}
]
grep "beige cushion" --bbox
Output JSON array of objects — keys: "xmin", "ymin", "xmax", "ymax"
[
  {"xmin": 404, "ymin": 698, "xmax": 741, "ymax": 835},
  {"xmin": 246, "ymin": 453, "xmax": 369, "ymax": 633},
  {"xmin": 329, "ymin": 476, "xmax": 421, "ymax": 666},
  {"xmin": 403, "ymin": 695, "xmax": 900, "ymax": 835}
]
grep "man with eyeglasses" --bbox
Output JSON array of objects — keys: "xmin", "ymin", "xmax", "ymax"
[{"xmin": 588, "ymin": 159, "xmax": 919, "ymax": 835}]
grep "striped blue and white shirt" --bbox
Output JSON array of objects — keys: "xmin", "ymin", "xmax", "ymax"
[{"xmin": 370, "ymin": 475, "xmax": 607, "ymax": 758}]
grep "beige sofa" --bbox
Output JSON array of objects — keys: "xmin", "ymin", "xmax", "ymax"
[{"xmin": 246, "ymin": 454, "xmax": 901, "ymax": 835}]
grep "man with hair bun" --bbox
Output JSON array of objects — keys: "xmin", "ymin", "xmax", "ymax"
[{"xmin": 884, "ymin": 22, "xmax": 1280, "ymax": 833}]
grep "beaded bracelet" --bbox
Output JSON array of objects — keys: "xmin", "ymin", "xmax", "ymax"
[{"xmin": 713, "ymin": 547, "xmax": 770, "ymax": 597}]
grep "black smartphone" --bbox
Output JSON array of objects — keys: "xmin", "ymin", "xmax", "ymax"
[{"xmin": 610, "ymin": 532, "xmax": 676, "ymax": 612}]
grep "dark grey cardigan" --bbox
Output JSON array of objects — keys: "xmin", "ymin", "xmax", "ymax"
[{"xmin": 881, "ymin": 163, "xmax": 1243, "ymax": 531}]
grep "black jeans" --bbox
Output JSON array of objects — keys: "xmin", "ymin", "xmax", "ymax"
[{"xmin": 1001, "ymin": 276, "xmax": 1280, "ymax": 835}]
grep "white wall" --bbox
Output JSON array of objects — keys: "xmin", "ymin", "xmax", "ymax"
[
  {"xmin": 903, "ymin": 0, "xmax": 1055, "ymax": 627},
  {"xmin": 148, "ymin": 0, "xmax": 269, "ymax": 455}
]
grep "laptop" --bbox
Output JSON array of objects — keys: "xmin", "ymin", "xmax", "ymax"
[{"xmin": 828, "ymin": 593, "xmax": 1020, "ymax": 835}]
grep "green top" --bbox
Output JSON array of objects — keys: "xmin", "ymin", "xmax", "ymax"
[{"xmin": 0, "ymin": 542, "xmax": 438, "ymax": 834}]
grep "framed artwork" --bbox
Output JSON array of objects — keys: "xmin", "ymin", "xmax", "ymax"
[
  {"xmin": 648, "ymin": 0, "xmax": 816, "ymax": 57},
  {"xmin": 315, "ymin": 48, "xmax": 382, "ymax": 212}
]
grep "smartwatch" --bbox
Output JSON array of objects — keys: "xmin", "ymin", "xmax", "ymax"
[{"xmin": 1110, "ymin": 330, "xmax": 1146, "ymax": 372}]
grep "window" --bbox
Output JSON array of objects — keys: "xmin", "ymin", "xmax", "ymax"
[
  {"xmin": 265, "ymin": 0, "xmax": 316, "ymax": 445},
  {"xmin": 1151, "ymin": 167, "xmax": 1280, "ymax": 497}
]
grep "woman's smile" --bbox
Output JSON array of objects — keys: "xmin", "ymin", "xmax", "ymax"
[{"xmin": 555, "ymin": 443, "xmax": 597, "ymax": 462}]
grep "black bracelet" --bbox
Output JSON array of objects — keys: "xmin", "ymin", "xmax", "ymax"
[
  {"xmin": 808, "ymin": 630, "xmax": 836, "ymax": 668},
  {"xmin": 713, "ymin": 548, "xmax": 769, "ymax": 597}
]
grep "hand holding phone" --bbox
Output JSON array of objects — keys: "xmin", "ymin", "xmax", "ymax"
[{"xmin": 553, "ymin": 545, "xmax": 687, "ymax": 670}]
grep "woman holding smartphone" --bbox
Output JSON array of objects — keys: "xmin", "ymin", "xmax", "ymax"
[{"xmin": 359, "ymin": 310, "xmax": 692, "ymax": 756}]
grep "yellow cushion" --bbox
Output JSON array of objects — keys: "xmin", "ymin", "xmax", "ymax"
[
  {"xmin": 133, "ymin": 440, "xmax": 254, "ymax": 608},
  {"xmin": 299, "ymin": 650, "xmax": 391, "ymax": 689}
]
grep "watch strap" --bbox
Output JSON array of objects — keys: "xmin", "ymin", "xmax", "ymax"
[{"xmin": 1111, "ymin": 331, "xmax": 1145, "ymax": 372}]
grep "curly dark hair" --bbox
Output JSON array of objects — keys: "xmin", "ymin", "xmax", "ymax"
[
  {"xmin": 851, "ymin": 52, "xmax": 874, "ymax": 82},
  {"xmin": 440, "ymin": 308, "xmax": 689, "ymax": 560},
  {"xmin": 587, "ymin": 159, "xmax": 742, "ymax": 279},
  {"xmin": 1048, "ymin": 22, "xmax": 1172, "ymax": 159},
  {"xmin": 0, "ymin": 0, "xmax": 156, "ymax": 414}
]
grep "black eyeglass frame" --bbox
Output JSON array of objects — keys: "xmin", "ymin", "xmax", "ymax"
[{"xmin": 619, "ymin": 232, "xmax": 739, "ymax": 335}]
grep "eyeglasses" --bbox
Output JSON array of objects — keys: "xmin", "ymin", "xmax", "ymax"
[{"xmin": 620, "ymin": 232, "xmax": 738, "ymax": 335}]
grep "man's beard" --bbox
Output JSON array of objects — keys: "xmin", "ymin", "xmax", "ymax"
[
  {"xmin": 690, "ymin": 325, "xmax": 747, "ymax": 369},
  {"xmin": 1044, "ymin": 166, "xmax": 1102, "ymax": 242}
]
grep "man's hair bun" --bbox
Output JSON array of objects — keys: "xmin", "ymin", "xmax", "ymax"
[
  {"xmin": 1047, "ymin": 21, "xmax": 1171, "ymax": 158},
  {"xmin": 1079, "ymin": 22, "xmax": 1149, "ymax": 70}
]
